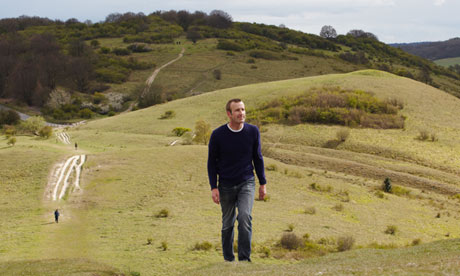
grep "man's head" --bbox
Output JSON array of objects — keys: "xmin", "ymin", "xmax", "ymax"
[{"xmin": 226, "ymin": 98, "xmax": 245, "ymax": 125}]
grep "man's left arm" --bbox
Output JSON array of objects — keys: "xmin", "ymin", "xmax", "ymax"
[{"xmin": 252, "ymin": 126, "xmax": 267, "ymax": 200}]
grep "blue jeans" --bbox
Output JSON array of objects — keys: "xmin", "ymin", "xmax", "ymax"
[{"xmin": 219, "ymin": 177, "xmax": 255, "ymax": 262}]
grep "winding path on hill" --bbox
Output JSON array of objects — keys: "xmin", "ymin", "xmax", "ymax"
[{"xmin": 125, "ymin": 47, "xmax": 185, "ymax": 112}]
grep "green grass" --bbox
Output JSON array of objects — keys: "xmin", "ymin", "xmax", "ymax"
[{"xmin": 3, "ymin": 70, "xmax": 460, "ymax": 275}]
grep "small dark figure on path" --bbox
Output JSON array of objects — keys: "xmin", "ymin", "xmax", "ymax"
[
  {"xmin": 75, "ymin": 142, "xmax": 78, "ymax": 150},
  {"xmin": 54, "ymin": 209, "xmax": 60, "ymax": 223}
]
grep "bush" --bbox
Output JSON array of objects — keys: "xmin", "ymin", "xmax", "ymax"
[
  {"xmin": 93, "ymin": 92, "xmax": 106, "ymax": 104},
  {"xmin": 112, "ymin": 47, "xmax": 131, "ymax": 56},
  {"xmin": 417, "ymin": 130, "xmax": 429, "ymax": 140},
  {"xmin": 0, "ymin": 109, "xmax": 20, "ymax": 126},
  {"xmin": 160, "ymin": 110, "xmax": 175, "ymax": 119},
  {"xmin": 216, "ymin": 39, "xmax": 245, "ymax": 51},
  {"xmin": 336, "ymin": 129, "xmax": 350, "ymax": 142},
  {"xmin": 172, "ymin": 127, "xmax": 191, "ymax": 137},
  {"xmin": 161, "ymin": 241, "xmax": 168, "ymax": 251},
  {"xmin": 193, "ymin": 241, "xmax": 213, "ymax": 251},
  {"xmin": 147, "ymin": 238, "xmax": 153, "ymax": 245},
  {"xmin": 280, "ymin": 233, "xmax": 302, "ymax": 250},
  {"xmin": 3, "ymin": 125, "xmax": 16, "ymax": 138},
  {"xmin": 7, "ymin": 137, "xmax": 16, "ymax": 146},
  {"xmin": 392, "ymin": 185, "xmax": 411, "ymax": 197},
  {"xmin": 384, "ymin": 225, "xmax": 398, "ymax": 235},
  {"xmin": 193, "ymin": 120, "xmax": 211, "ymax": 145},
  {"xmin": 337, "ymin": 236, "xmax": 355, "ymax": 252},
  {"xmin": 213, "ymin": 69, "xmax": 221, "ymax": 80},
  {"xmin": 20, "ymin": 116, "xmax": 45, "ymax": 135},
  {"xmin": 412, "ymin": 238, "xmax": 421, "ymax": 246},
  {"xmin": 249, "ymin": 50, "xmax": 281, "ymax": 60},
  {"xmin": 332, "ymin": 203, "xmax": 344, "ymax": 212},
  {"xmin": 38, "ymin": 126, "xmax": 53, "ymax": 139},
  {"xmin": 127, "ymin": 44, "xmax": 152, "ymax": 53},
  {"xmin": 156, "ymin": 208, "xmax": 169, "ymax": 218},
  {"xmin": 304, "ymin": 206, "xmax": 316, "ymax": 215},
  {"xmin": 287, "ymin": 223, "xmax": 295, "ymax": 232},
  {"xmin": 79, "ymin": 108, "xmax": 94, "ymax": 119}
]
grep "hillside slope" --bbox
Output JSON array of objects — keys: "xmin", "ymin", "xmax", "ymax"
[{"xmin": 2, "ymin": 70, "xmax": 460, "ymax": 275}]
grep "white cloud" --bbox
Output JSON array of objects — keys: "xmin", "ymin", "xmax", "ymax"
[{"xmin": 434, "ymin": 0, "xmax": 445, "ymax": 6}]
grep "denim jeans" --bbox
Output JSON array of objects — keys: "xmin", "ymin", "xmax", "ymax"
[{"xmin": 218, "ymin": 177, "xmax": 255, "ymax": 262}]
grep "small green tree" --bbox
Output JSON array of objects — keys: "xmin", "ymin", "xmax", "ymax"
[
  {"xmin": 193, "ymin": 120, "xmax": 211, "ymax": 145},
  {"xmin": 39, "ymin": 126, "xmax": 53, "ymax": 139},
  {"xmin": 7, "ymin": 137, "xmax": 16, "ymax": 146},
  {"xmin": 172, "ymin": 127, "xmax": 191, "ymax": 137},
  {"xmin": 20, "ymin": 116, "xmax": 46, "ymax": 135}
]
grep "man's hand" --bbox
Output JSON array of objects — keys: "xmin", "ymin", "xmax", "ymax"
[
  {"xmin": 212, "ymin": 188, "xmax": 220, "ymax": 204},
  {"xmin": 259, "ymin": 184, "xmax": 267, "ymax": 200}
]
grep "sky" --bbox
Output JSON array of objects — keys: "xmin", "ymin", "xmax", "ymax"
[{"xmin": 1, "ymin": 0, "xmax": 458, "ymax": 43}]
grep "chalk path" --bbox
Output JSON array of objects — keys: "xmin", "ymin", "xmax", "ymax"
[
  {"xmin": 56, "ymin": 132, "xmax": 71, "ymax": 144},
  {"xmin": 47, "ymin": 155, "xmax": 86, "ymax": 201}
]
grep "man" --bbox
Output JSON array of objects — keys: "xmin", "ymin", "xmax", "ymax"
[
  {"xmin": 54, "ymin": 209, "xmax": 60, "ymax": 223},
  {"xmin": 208, "ymin": 98, "xmax": 267, "ymax": 262}
]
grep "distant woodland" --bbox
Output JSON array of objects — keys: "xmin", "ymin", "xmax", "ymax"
[
  {"xmin": 392, "ymin": 38, "xmax": 460, "ymax": 60},
  {"xmin": 0, "ymin": 10, "xmax": 459, "ymax": 110}
]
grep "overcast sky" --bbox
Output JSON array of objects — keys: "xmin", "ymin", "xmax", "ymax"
[{"xmin": 1, "ymin": 0, "xmax": 458, "ymax": 43}]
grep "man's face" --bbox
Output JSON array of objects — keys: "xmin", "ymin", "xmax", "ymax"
[{"xmin": 227, "ymin": 101, "xmax": 246, "ymax": 124}]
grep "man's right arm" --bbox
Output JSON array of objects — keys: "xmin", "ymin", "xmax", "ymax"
[{"xmin": 207, "ymin": 131, "xmax": 218, "ymax": 190}]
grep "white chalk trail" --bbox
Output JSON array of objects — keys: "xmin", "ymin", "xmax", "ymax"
[
  {"xmin": 56, "ymin": 132, "xmax": 71, "ymax": 144},
  {"xmin": 51, "ymin": 155, "xmax": 86, "ymax": 201},
  {"xmin": 74, "ymin": 155, "xmax": 86, "ymax": 190}
]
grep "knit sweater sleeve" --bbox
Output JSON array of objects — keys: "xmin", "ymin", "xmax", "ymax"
[
  {"xmin": 207, "ymin": 130, "xmax": 218, "ymax": 190},
  {"xmin": 252, "ymin": 126, "xmax": 266, "ymax": 185}
]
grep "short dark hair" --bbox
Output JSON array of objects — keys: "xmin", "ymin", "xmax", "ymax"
[{"xmin": 226, "ymin": 98, "xmax": 242, "ymax": 113}]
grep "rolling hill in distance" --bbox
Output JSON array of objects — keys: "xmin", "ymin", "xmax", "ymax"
[{"xmin": 1, "ymin": 10, "xmax": 460, "ymax": 276}]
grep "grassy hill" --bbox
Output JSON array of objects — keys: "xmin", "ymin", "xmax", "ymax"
[{"xmin": 2, "ymin": 70, "xmax": 460, "ymax": 275}]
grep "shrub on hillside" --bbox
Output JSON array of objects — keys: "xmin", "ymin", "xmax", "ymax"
[
  {"xmin": 336, "ymin": 129, "xmax": 350, "ymax": 142},
  {"xmin": 156, "ymin": 208, "xmax": 169, "ymax": 218},
  {"xmin": 79, "ymin": 108, "xmax": 94, "ymax": 119},
  {"xmin": 138, "ymin": 84, "xmax": 166, "ymax": 108},
  {"xmin": 193, "ymin": 241, "xmax": 213, "ymax": 251},
  {"xmin": 127, "ymin": 44, "xmax": 152, "ymax": 53},
  {"xmin": 172, "ymin": 127, "xmax": 191, "ymax": 137},
  {"xmin": 93, "ymin": 92, "xmax": 107, "ymax": 104},
  {"xmin": 384, "ymin": 225, "xmax": 398, "ymax": 235},
  {"xmin": 280, "ymin": 233, "xmax": 302, "ymax": 250},
  {"xmin": 7, "ymin": 137, "xmax": 16, "ymax": 146},
  {"xmin": 247, "ymin": 87, "xmax": 406, "ymax": 129},
  {"xmin": 249, "ymin": 50, "xmax": 281, "ymax": 60},
  {"xmin": 3, "ymin": 125, "xmax": 16, "ymax": 138},
  {"xmin": 216, "ymin": 39, "xmax": 245, "ymax": 51},
  {"xmin": 20, "ymin": 116, "xmax": 45, "ymax": 135},
  {"xmin": 213, "ymin": 69, "xmax": 222, "ymax": 80},
  {"xmin": 112, "ymin": 47, "xmax": 131, "ymax": 56},
  {"xmin": 337, "ymin": 236, "xmax": 355, "ymax": 252},
  {"xmin": 160, "ymin": 110, "xmax": 175, "ymax": 119},
  {"xmin": 38, "ymin": 126, "xmax": 53, "ymax": 139},
  {"xmin": 193, "ymin": 120, "xmax": 211, "ymax": 145},
  {"xmin": 0, "ymin": 109, "xmax": 20, "ymax": 126}
]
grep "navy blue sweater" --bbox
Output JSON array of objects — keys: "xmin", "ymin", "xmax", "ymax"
[{"xmin": 207, "ymin": 123, "xmax": 266, "ymax": 190}]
